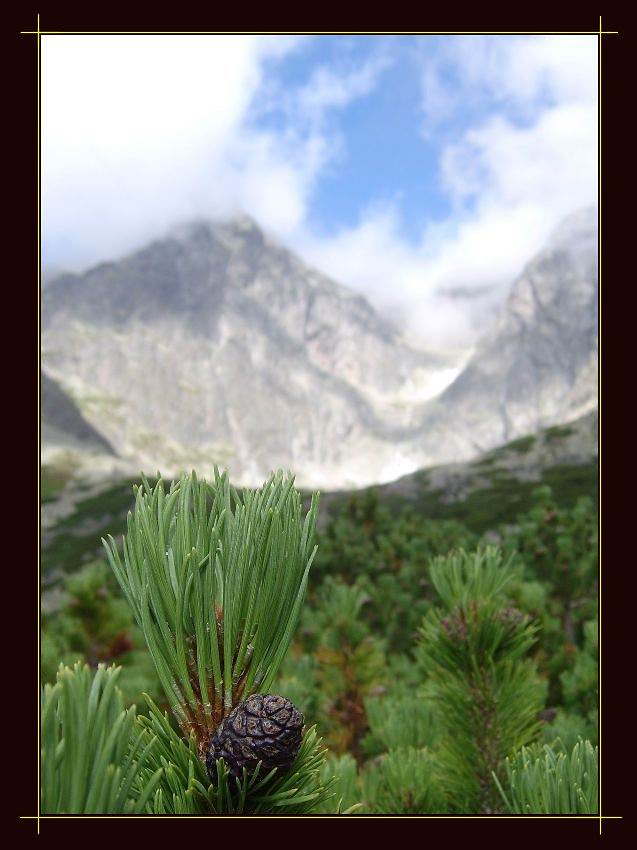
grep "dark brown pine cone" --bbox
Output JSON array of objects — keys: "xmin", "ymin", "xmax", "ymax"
[{"xmin": 206, "ymin": 694, "xmax": 304, "ymax": 780}]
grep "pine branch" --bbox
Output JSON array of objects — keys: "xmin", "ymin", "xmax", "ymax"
[
  {"xmin": 41, "ymin": 662, "xmax": 162, "ymax": 814},
  {"xmin": 494, "ymin": 739, "xmax": 598, "ymax": 813},
  {"xmin": 363, "ymin": 747, "xmax": 447, "ymax": 814},
  {"xmin": 363, "ymin": 690, "xmax": 439, "ymax": 756},
  {"xmin": 103, "ymin": 469, "xmax": 319, "ymax": 748},
  {"xmin": 135, "ymin": 695, "xmax": 335, "ymax": 814},
  {"xmin": 417, "ymin": 547, "xmax": 545, "ymax": 813},
  {"xmin": 98, "ymin": 469, "xmax": 340, "ymax": 814}
]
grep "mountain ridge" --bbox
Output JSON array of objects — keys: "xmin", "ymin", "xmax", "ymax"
[
  {"xmin": 412, "ymin": 206, "xmax": 598, "ymax": 465},
  {"xmin": 43, "ymin": 216, "xmax": 450, "ymax": 488},
  {"xmin": 42, "ymin": 208, "xmax": 598, "ymax": 488}
]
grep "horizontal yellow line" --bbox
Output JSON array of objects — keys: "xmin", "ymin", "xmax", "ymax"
[
  {"xmin": 21, "ymin": 815, "xmax": 622, "ymax": 820},
  {"xmin": 20, "ymin": 30, "xmax": 620, "ymax": 35}
]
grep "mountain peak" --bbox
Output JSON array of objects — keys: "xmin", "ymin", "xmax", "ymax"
[
  {"xmin": 422, "ymin": 205, "xmax": 598, "ymax": 457},
  {"xmin": 42, "ymin": 207, "xmax": 597, "ymax": 487},
  {"xmin": 168, "ymin": 213, "xmax": 264, "ymax": 246},
  {"xmin": 546, "ymin": 206, "xmax": 598, "ymax": 259},
  {"xmin": 42, "ymin": 216, "xmax": 439, "ymax": 487}
]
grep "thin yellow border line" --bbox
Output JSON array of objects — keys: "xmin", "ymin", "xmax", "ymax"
[
  {"xmin": 597, "ymin": 13, "xmax": 603, "ymax": 840},
  {"xmin": 36, "ymin": 10, "xmax": 41, "ymax": 840},
  {"xmin": 22, "ymin": 30, "xmax": 620, "ymax": 36},
  {"xmin": 20, "ymin": 815, "xmax": 623, "ymax": 820},
  {"xmin": 31, "ymin": 20, "xmax": 614, "ymax": 829}
]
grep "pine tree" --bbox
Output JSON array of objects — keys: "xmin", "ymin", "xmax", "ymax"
[
  {"xmin": 300, "ymin": 577, "xmax": 386, "ymax": 760},
  {"xmin": 416, "ymin": 547, "xmax": 546, "ymax": 813},
  {"xmin": 502, "ymin": 487, "xmax": 598, "ymax": 708},
  {"xmin": 42, "ymin": 470, "xmax": 336, "ymax": 814},
  {"xmin": 41, "ymin": 467, "xmax": 598, "ymax": 815}
]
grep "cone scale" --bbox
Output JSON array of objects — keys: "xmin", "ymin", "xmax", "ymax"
[{"xmin": 206, "ymin": 694, "xmax": 304, "ymax": 779}]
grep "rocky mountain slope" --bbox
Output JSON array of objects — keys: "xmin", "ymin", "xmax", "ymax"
[
  {"xmin": 42, "ymin": 208, "xmax": 598, "ymax": 488},
  {"xmin": 384, "ymin": 408, "xmax": 597, "ymax": 506},
  {"xmin": 42, "ymin": 373, "xmax": 114, "ymax": 454},
  {"xmin": 415, "ymin": 207, "xmax": 598, "ymax": 465},
  {"xmin": 42, "ymin": 217, "xmax": 450, "ymax": 488}
]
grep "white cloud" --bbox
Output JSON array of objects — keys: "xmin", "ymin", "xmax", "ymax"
[
  {"xmin": 42, "ymin": 35, "xmax": 318, "ymax": 267},
  {"xmin": 43, "ymin": 35, "xmax": 597, "ymax": 352},
  {"xmin": 292, "ymin": 54, "xmax": 392, "ymax": 128},
  {"xmin": 421, "ymin": 35, "xmax": 596, "ymax": 128},
  {"xmin": 42, "ymin": 35, "xmax": 390, "ymax": 269},
  {"xmin": 295, "ymin": 207, "xmax": 483, "ymax": 348},
  {"xmin": 291, "ymin": 36, "xmax": 598, "ymax": 349}
]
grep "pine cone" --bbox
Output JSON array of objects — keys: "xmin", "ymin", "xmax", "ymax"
[{"xmin": 206, "ymin": 694, "xmax": 304, "ymax": 779}]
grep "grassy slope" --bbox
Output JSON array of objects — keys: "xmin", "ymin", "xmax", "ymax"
[
  {"xmin": 42, "ymin": 415, "xmax": 597, "ymax": 578},
  {"xmin": 41, "ymin": 465, "xmax": 73, "ymax": 503},
  {"xmin": 321, "ymin": 413, "xmax": 597, "ymax": 534},
  {"xmin": 400, "ymin": 462, "xmax": 597, "ymax": 533},
  {"xmin": 42, "ymin": 479, "xmax": 141, "ymax": 581}
]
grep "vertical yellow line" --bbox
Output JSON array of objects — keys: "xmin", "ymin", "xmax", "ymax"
[
  {"xmin": 37, "ymin": 9, "xmax": 41, "ymax": 839},
  {"xmin": 598, "ymin": 13, "xmax": 602, "ymax": 840}
]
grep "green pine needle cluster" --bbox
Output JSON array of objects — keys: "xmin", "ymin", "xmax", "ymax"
[
  {"xmin": 42, "ymin": 469, "xmax": 335, "ymax": 815},
  {"xmin": 363, "ymin": 691, "xmax": 439, "ymax": 756},
  {"xmin": 495, "ymin": 739, "xmax": 598, "ymax": 813},
  {"xmin": 363, "ymin": 747, "xmax": 445, "ymax": 814},
  {"xmin": 102, "ymin": 469, "xmax": 318, "ymax": 745},
  {"xmin": 134, "ymin": 696, "xmax": 333, "ymax": 814},
  {"xmin": 417, "ymin": 547, "xmax": 546, "ymax": 812},
  {"xmin": 41, "ymin": 662, "xmax": 162, "ymax": 814}
]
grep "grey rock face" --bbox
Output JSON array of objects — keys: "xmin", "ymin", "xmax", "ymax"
[
  {"xmin": 41, "ymin": 209, "xmax": 598, "ymax": 488},
  {"xmin": 415, "ymin": 207, "xmax": 598, "ymax": 464},
  {"xmin": 42, "ymin": 217, "xmax": 443, "ymax": 488},
  {"xmin": 42, "ymin": 372, "xmax": 114, "ymax": 454}
]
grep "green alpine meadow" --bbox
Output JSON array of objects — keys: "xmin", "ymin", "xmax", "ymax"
[{"xmin": 41, "ymin": 454, "xmax": 598, "ymax": 815}]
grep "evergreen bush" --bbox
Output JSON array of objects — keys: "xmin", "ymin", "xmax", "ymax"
[
  {"xmin": 416, "ymin": 547, "xmax": 546, "ymax": 812},
  {"xmin": 43, "ymin": 470, "xmax": 335, "ymax": 814},
  {"xmin": 41, "ymin": 471, "xmax": 599, "ymax": 815}
]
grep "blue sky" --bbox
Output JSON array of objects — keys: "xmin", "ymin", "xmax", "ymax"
[
  {"xmin": 43, "ymin": 34, "xmax": 597, "ymax": 346},
  {"xmin": 254, "ymin": 37, "xmax": 448, "ymax": 240}
]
